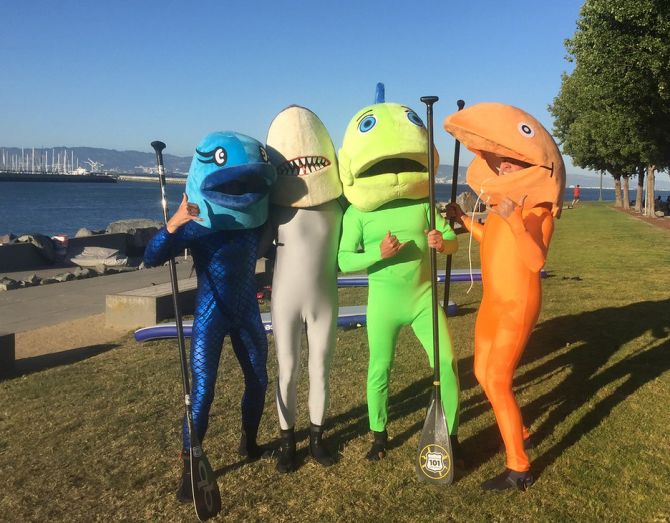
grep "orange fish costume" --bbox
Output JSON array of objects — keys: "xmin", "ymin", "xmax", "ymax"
[{"xmin": 443, "ymin": 103, "xmax": 564, "ymax": 490}]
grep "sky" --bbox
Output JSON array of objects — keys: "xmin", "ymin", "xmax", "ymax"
[{"xmin": 1, "ymin": 0, "xmax": 593, "ymax": 175}]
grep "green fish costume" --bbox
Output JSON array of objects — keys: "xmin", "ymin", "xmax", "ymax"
[{"xmin": 337, "ymin": 86, "xmax": 461, "ymax": 459}]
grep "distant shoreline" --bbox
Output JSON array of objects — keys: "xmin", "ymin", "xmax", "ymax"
[
  {"xmin": 117, "ymin": 175, "xmax": 186, "ymax": 184},
  {"xmin": 0, "ymin": 172, "xmax": 117, "ymax": 183}
]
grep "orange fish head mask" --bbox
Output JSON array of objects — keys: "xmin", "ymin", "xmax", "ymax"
[{"xmin": 443, "ymin": 103, "xmax": 565, "ymax": 217}]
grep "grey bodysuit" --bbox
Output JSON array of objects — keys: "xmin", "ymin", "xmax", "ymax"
[{"xmin": 271, "ymin": 199, "xmax": 342, "ymax": 429}]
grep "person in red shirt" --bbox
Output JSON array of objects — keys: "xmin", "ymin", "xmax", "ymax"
[{"xmin": 570, "ymin": 184, "xmax": 581, "ymax": 208}]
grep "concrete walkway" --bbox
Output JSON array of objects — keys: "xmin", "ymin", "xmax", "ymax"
[{"xmin": 0, "ymin": 261, "xmax": 194, "ymax": 334}]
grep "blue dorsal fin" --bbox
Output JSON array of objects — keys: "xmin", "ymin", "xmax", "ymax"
[{"xmin": 375, "ymin": 83, "xmax": 385, "ymax": 103}]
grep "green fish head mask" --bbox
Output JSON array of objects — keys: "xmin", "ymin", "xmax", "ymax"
[{"xmin": 339, "ymin": 102, "xmax": 437, "ymax": 211}]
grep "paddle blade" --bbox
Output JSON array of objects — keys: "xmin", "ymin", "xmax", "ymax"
[
  {"xmin": 190, "ymin": 445, "xmax": 222, "ymax": 521},
  {"xmin": 415, "ymin": 389, "xmax": 454, "ymax": 485}
]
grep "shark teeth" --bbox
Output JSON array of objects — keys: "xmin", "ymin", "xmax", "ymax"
[{"xmin": 278, "ymin": 156, "xmax": 331, "ymax": 177}]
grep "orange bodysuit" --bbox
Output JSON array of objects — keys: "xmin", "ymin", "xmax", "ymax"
[
  {"xmin": 443, "ymin": 102, "xmax": 565, "ymax": 477},
  {"xmin": 463, "ymin": 205, "xmax": 553, "ymax": 471}
]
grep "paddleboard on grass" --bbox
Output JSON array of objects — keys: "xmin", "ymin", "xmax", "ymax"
[{"xmin": 134, "ymin": 302, "xmax": 458, "ymax": 343}]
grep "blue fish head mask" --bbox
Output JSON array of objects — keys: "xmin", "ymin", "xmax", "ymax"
[{"xmin": 185, "ymin": 131, "xmax": 277, "ymax": 230}]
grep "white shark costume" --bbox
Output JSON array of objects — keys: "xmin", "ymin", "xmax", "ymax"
[{"xmin": 266, "ymin": 106, "xmax": 343, "ymax": 473}]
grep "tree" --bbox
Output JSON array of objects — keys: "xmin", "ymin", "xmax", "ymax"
[{"xmin": 550, "ymin": 0, "xmax": 670, "ymax": 216}]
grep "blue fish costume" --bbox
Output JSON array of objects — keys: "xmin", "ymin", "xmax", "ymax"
[{"xmin": 144, "ymin": 131, "xmax": 276, "ymax": 502}]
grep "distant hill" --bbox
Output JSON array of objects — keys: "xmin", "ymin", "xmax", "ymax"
[
  {"xmin": 436, "ymin": 164, "xmax": 468, "ymax": 183},
  {"xmin": 0, "ymin": 146, "xmax": 191, "ymax": 174},
  {"xmin": 564, "ymin": 171, "xmax": 670, "ymax": 190},
  {"xmin": 3, "ymin": 146, "xmax": 668, "ymax": 189}
]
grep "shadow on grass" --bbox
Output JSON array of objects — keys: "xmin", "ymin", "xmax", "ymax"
[
  {"xmin": 326, "ymin": 376, "xmax": 434, "ymax": 453},
  {"xmin": 250, "ymin": 375, "xmax": 435, "ymax": 472},
  {"xmin": 460, "ymin": 298, "xmax": 670, "ymax": 475},
  {"xmin": 11, "ymin": 343, "xmax": 120, "ymax": 376}
]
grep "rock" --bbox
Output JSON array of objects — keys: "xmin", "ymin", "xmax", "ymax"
[
  {"xmin": 456, "ymin": 191, "xmax": 479, "ymax": 213},
  {"xmin": 73, "ymin": 267, "xmax": 95, "ymax": 279},
  {"xmin": 23, "ymin": 274, "xmax": 41, "ymax": 286},
  {"xmin": 108, "ymin": 266, "xmax": 138, "ymax": 273},
  {"xmin": 106, "ymin": 219, "xmax": 162, "ymax": 235},
  {"xmin": 75, "ymin": 228, "xmax": 105, "ymax": 238},
  {"xmin": 94, "ymin": 265, "xmax": 109, "ymax": 275},
  {"xmin": 75, "ymin": 228, "xmax": 94, "ymax": 238},
  {"xmin": 0, "ymin": 277, "xmax": 19, "ymax": 291},
  {"xmin": 40, "ymin": 277, "xmax": 59, "ymax": 285},
  {"xmin": 106, "ymin": 219, "xmax": 162, "ymax": 251},
  {"xmin": 0, "ymin": 233, "xmax": 16, "ymax": 245},
  {"xmin": 54, "ymin": 272, "xmax": 76, "ymax": 282}
]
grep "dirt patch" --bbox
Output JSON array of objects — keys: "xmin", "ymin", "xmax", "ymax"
[
  {"xmin": 613, "ymin": 206, "xmax": 670, "ymax": 231},
  {"xmin": 15, "ymin": 314, "xmax": 129, "ymax": 360}
]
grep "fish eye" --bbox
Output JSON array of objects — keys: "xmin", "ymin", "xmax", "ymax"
[
  {"xmin": 214, "ymin": 147, "xmax": 227, "ymax": 165},
  {"xmin": 517, "ymin": 122, "xmax": 535, "ymax": 138},
  {"xmin": 358, "ymin": 115, "xmax": 377, "ymax": 133},
  {"xmin": 407, "ymin": 111, "xmax": 424, "ymax": 127},
  {"xmin": 259, "ymin": 146, "xmax": 269, "ymax": 163}
]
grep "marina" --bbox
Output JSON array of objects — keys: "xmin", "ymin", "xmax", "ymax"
[{"xmin": 0, "ymin": 172, "xmax": 117, "ymax": 183}]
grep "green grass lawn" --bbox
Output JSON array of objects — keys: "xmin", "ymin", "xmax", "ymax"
[{"xmin": 1, "ymin": 203, "xmax": 669, "ymax": 522}]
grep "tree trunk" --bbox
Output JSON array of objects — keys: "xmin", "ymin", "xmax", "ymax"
[
  {"xmin": 635, "ymin": 166, "xmax": 644, "ymax": 212},
  {"xmin": 645, "ymin": 165, "xmax": 656, "ymax": 217},
  {"xmin": 622, "ymin": 176, "xmax": 630, "ymax": 209},
  {"xmin": 613, "ymin": 173, "xmax": 623, "ymax": 207}
]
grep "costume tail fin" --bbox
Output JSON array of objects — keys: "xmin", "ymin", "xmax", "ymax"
[{"xmin": 375, "ymin": 82, "xmax": 385, "ymax": 103}]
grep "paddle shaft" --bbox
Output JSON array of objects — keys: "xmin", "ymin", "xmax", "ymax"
[
  {"xmin": 443, "ymin": 100, "xmax": 465, "ymax": 308},
  {"xmin": 420, "ymin": 96, "xmax": 441, "ymax": 391},
  {"xmin": 150, "ymin": 141, "xmax": 196, "ymax": 437}
]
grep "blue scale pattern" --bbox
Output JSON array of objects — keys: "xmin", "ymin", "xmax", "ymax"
[{"xmin": 144, "ymin": 221, "xmax": 268, "ymax": 448}]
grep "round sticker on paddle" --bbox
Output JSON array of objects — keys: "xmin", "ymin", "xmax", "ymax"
[{"xmin": 418, "ymin": 443, "xmax": 451, "ymax": 480}]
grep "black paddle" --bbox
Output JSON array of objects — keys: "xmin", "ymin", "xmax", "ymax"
[
  {"xmin": 415, "ymin": 97, "xmax": 454, "ymax": 485},
  {"xmin": 442, "ymin": 100, "xmax": 465, "ymax": 311},
  {"xmin": 150, "ymin": 141, "xmax": 222, "ymax": 521}
]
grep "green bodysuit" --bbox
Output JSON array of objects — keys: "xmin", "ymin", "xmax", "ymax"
[{"xmin": 338, "ymin": 199, "xmax": 460, "ymax": 434}]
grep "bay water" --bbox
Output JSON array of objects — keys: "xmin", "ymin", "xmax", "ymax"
[{"xmin": 1, "ymin": 180, "xmax": 667, "ymax": 237}]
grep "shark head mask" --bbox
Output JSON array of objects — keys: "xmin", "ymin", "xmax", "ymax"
[
  {"xmin": 266, "ymin": 105, "xmax": 341, "ymax": 208},
  {"xmin": 185, "ymin": 131, "xmax": 277, "ymax": 230}
]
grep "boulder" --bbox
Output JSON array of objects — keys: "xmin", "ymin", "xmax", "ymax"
[
  {"xmin": 73, "ymin": 267, "xmax": 95, "ymax": 279},
  {"xmin": 456, "ymin": 191, "xmax": 479, "ymax": 213},
  {"xmin": 0, "ymin": 278, "xmax": 19, "ymax": 291},
  {"xmin": 106, "ymin": 219, "xmax": 162, "ymax": 252},
  {"xmin": 22, "ymin": 274, "xmax": 41, "ymax": 287},
  {"xmin": 0, "ymin": 234, "xmax": 16, "ymax": 245},
  {"xmin": 75, "ymin": 228, "xmax": 105, "ymax": 237}
]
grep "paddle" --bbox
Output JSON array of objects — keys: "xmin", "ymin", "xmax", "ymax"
[
  {"xmin": 415, "ymin": 97, "xmax": 454, "ymax": 485},
  {"xmin": 442, "ymin": 100, "xmax": 465, "ymax": 311},
  {"xmin": 150, "ymin": 141, "xmax": 222, "ymax": 521}
]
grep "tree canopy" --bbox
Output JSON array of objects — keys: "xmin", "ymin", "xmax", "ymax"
[{"xmin": 550, "ymin": 0, "xmax": 670, "ymax": 198}]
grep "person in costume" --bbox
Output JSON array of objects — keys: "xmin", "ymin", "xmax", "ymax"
[
  {"xmin": 264, "ymin": 105, "xmax": 343, "ymax": 473},
  {"xmin": 337, "ymin": 87, "xmax": 461, "ymax": 461},
  {"xmin": 444, "ymin": 103, "xmax": 565, "ymax": 490},
  {"xmin": 144, "ymin": 131, "xmax": 277, "ymax": 502}
]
